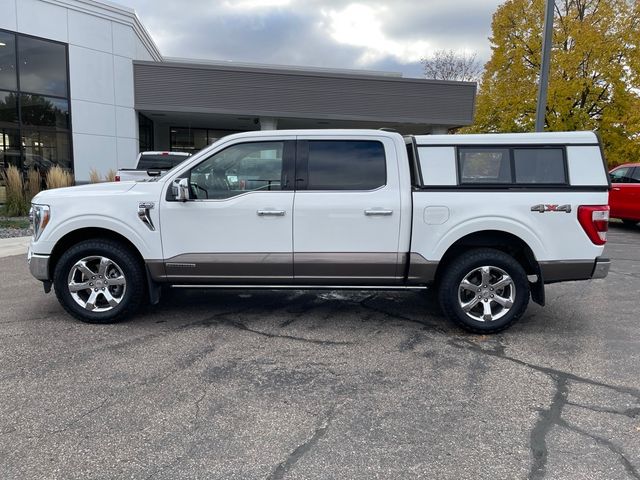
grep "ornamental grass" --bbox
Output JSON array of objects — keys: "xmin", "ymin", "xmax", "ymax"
[
  {"xmin": 45, "ymin": 165, "xmax": 74, "ymax": 190},
  {"xmin": 1, "ymin": 165, "xmax": 28, "ymax": 217}
]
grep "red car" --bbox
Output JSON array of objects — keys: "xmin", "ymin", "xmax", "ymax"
[{"xmin": 609, "ymin": 163, "xmax": 640, "ymax": 225}]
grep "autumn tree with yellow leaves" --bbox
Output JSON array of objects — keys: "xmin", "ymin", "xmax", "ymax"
[{"xmin": 469, "ymin": 0, "xmax": 640, "ymax": 166}]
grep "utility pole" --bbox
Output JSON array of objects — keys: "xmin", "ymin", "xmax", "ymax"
[{"xmin": 535, "ymin": 0, "xmax": 555, "ymax": 132}]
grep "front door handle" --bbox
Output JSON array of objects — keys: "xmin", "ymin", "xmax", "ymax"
[
  {"xmin": 364, "ymin": 209, "xmax": 393, "ymax": 216},
  {"xmin": 257, "ymin": 209, "xmax": 286, "ymax": 216}
]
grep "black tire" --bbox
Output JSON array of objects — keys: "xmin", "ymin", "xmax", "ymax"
[
  {"xmin": 53, "ymin": 239, "xmax": 145, "ymax": 324},
  {"xmin": 622, "ymin": 219, "xmax": 638, "ymax": 227},
  {"xmin": 438, "ymin": 248, "xmax": 530, "ymax": 334}
]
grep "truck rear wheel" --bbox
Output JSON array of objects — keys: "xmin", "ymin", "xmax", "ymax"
[
  {"xmin": 438, "ymin": 248, "xmax": 530, "ymax": 333},
  {"xmin": 53, "ymin": 239, "xmax": 145, "ymax": 324}
]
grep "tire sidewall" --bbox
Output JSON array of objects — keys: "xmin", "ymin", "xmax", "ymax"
[{"xmin": 53, "ymin": 240, "xmax": 143, "ymax": 323}]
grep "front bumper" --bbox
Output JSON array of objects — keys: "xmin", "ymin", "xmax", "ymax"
[
  {"xmin": 591, "ymin": 257, "xmax": 610, "ymax": 280},
  {"xmin": 27, "ymin": 245, "xmax": 50, "ymax": 281}
]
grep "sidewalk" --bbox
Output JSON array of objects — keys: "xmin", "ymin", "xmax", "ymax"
[{"xmin": 0, "ymin": 236, "xmax": 31, "ymax": 258}]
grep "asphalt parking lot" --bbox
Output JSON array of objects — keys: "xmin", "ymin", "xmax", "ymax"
[{"xmin": 0, "ymin": 225, "xmax": 638, "ymax": 480}]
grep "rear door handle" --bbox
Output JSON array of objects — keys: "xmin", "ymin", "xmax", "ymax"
[
  {"xmin": 257, "ymin": 209, "xmax": 286, "ymax": 216},
  {"xmin": 364, "ymin": 209, "xmax": 393, "ymax": 216}
]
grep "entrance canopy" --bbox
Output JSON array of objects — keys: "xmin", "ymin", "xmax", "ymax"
[{"xmin": 133, "ymin": 60, "xmax": 477, "ymax": 150}]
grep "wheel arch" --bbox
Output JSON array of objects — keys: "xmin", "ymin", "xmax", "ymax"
[
  {"xmin": 49, "ymin": 227, "xmax": 145, "ymax": 280},
  {"xmin": 433, "ymin": 229, "xmax": 545, "ymax": 306}
]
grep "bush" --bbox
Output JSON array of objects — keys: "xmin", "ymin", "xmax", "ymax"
[
  {"xmin": 1, "ymin": 165, "xmax": 28, "ymax": 216},
  {"xmin": 46, "ymin": 166, "xmax": 74, "ymax": 190}
]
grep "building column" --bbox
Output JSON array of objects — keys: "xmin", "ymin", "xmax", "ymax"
[{"xmin": 259, "ymin": 117, "xmax": 278, "ymax": 130}]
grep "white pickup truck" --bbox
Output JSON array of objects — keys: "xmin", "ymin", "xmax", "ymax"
[{"xmin": 27, "ymin": 129, "xmax": 611, "ymax": 333}]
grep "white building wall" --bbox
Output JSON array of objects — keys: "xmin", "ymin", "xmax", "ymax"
[
  {"xmin": 2, "ymin": 0, "xmax": 161, "ymax": 181},
  {"xmin": 0, "ymin": 0, "xmax": 18, "ymax": 32}
]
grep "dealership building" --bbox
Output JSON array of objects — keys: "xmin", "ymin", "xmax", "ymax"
[{"xmin": 0, "ymin": 0, "xmax": 477, "ymax": 181}]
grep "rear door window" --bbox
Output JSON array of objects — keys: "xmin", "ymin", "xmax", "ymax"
[{"xmin": 304, "ymin": 140, "xmax": 386, "ymax": 190}]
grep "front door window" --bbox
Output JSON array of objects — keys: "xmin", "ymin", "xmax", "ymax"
[
  {"xmin": 188, "ymin": 141, "xmax": 285, "ymax": 199},
  {"xmin": 610, "ymin": 167, "xmax": 631, "ymax": 183}
]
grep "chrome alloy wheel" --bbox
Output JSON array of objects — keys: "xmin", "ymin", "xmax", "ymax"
[
  {"xmin": 67, "ymin": 256, "xmax": 127, "ymax": 312},
  {"xmin": 457, "ymin": 266, "xmax": 515, "ymax": 322}
]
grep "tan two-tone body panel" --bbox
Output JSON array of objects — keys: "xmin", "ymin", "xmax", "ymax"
[{"xmin": 148, "ymin": 252, "xmax": 404, "ymax": 285}]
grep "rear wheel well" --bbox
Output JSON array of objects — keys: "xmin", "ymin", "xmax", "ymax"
[
  {"xmin": 49, "ymin": 228, "xmax": 144, "ymax": 279},
  {"xmin": 434, "ymin": 231, "xmax": 539, "ymax": 285}
]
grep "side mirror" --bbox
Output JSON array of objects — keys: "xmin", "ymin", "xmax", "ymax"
[{"xmin": 173, "ymin": 177, "xmax": 190, "ymax": 201}]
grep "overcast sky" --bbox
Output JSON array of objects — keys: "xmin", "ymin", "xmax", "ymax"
[{"xmin": 115, "ymin": 0, "xmax": 503, "ymax": 78}]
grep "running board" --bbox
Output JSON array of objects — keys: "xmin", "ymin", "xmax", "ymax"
[{"xmin": 169, "ymin": 284, "xmax": 429, "ymax": 291}]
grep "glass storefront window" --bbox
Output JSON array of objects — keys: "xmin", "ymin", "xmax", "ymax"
[
  {"xmin": 193, "ymin": 129, "xmax": 208, "ymax": 151},
  {"xmin": 0, "ymin": 90, "xmax": 18, "ymax": 126},
  {"xmin": 18, "ymin": 36, "xmax": 67, "ymax": 98},
  {"xmin": 22, "ymin": 129, "xmax": 72, "ymax": 170},
  {"xmin": 170, "ymin": 127, "xmax": 196, "ymax": 152},
  {"xmin": 20, "ymin": 94, "xmax": 69, "ymax": 130},
  {"xmin": 0, "ymin": 29, "xmax": 72, "ymax": 173},
  {"xmin": 169, "ymin": 127, "xmax": 236, "ymax": 153},
  {"xmin": 0, "ymin": 128, "xmax": 20, "ymax": 168},
  {"xmin": 138, "ymin": 113, "xmax": 154, "ymax": 152},
  {"xmin": 0, "ymin": 32, "xmax": 17, "ymax": 91}
]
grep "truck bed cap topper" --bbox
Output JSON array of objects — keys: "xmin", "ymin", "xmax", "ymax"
[{"xmin": 413, "ymin": 131, "xmax": 598, "ymax": 146}]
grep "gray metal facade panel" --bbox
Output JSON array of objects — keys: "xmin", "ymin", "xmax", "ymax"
[{"xmin": 133, "ymin": 61, "xmax": 476, "ymax": 126}]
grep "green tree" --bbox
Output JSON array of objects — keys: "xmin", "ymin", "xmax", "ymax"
[{"xmin": 468, "ymin": 0, "xmax": 640, "ymax": 166}]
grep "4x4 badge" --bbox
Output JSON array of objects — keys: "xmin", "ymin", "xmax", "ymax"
[{"xmin": 531, "ymin": 204, "xmax": 572, "ymax": 213}]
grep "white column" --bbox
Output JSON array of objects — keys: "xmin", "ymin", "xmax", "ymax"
[{"xmin": 259, "ymin": 117, "xmax": 278, "ymax": 130}]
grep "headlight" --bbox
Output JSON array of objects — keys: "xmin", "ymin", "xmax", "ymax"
[{"xmin": 30, "ymin": 204, "xmax": 51, "ymax": 241}]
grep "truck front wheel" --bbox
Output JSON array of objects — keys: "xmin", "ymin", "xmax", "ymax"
[
  {"xmin": 438, "ymin": 248, "xmax": 530, "ymax": 333},
  {"xmin": 53, "ymin": 239, "xmax": 145, "ymax": 324}
]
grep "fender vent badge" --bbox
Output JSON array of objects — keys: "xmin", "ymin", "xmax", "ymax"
[{"xmin": 138, "ymin": 202, "xmax": 156, "ymax": 231}]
